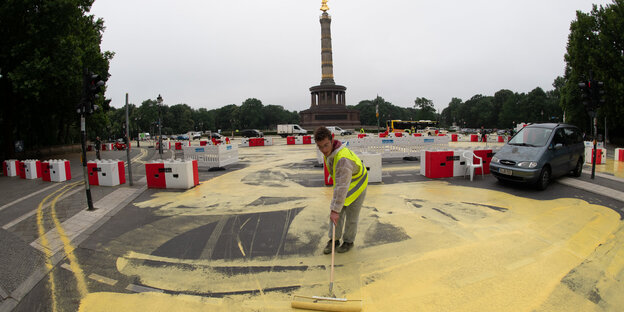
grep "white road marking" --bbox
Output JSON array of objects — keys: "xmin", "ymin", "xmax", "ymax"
[{"xmin": 0, "ymin": 184, "xmax": 59, "ymax": 212}]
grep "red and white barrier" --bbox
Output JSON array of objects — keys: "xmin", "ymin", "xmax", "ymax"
[
  {"xmin": 156, "ymin": 141, "xmax": 171, "ymax": 150},
  {"xmin": 616, "ymin": 148, "xmax": 624, "ymax": 162},
  {"xmin": 585, "ymin": 147, "xmax": 607, "ymax": 164},
  {"xmin": 3, "ymin": 159, "xmax": 19, "ymax": 177},
  {"xmin": 323, "ymin": 161, "xmax": 333, "ymax": 186},
  {"xmin": 87, "ymin": 159, "xmax": 126, "ymax": 186},
  {"xmin": 183, "ymin": 145, "xmax": 239, "ymax": 168},
  {"xmin": 146, "ymin": 159, "xmax": 199, "ymax": 189},
  {"xmin": 23, "ymin": 159, "xmax": 42, "ymax": 179},
  {"xmin": 101, "ymin": 143, "xmax": 114, "ymax": 151},
  {"xmin": 42, "ymin": 160, "xmax": 71, "ymax": 182},
  {"xmin": 420, "ymin": 148, "xmax": 496, "ymax": 178},
  {"xmin": 17, "ymin": 161, "xmax": 26, "ymax": 179},
  {"xmin": 286, "ymin": 136, "xmax": 313, "ymax": 145},
  {"xmin": 175, "ymin": 141, "xmax": 191, "ymax": 150},
  {"xmin": 241, "ymin": 137, "xmax": 273, "ymax": 147}
]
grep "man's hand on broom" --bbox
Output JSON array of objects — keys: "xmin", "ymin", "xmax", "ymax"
[{"xmin": 330, "ymin": 210, "xmax": 339, "ymax": 225}]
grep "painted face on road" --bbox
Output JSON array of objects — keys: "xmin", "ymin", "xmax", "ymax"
[{"xmin": 316, "ymin": 138, "xmax": 333, "ymax": 157}]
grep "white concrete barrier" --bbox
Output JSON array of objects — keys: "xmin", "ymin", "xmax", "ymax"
[
  {"xmin": 357, "ymin": 152, "xmax": 382, "ymax": 183},
  {"xmin": 145, "ymin": 159, "xmax": 199, "ymax": 189},
  {"xmin": 23, "ymin": 159, "xmax": 42, "ymax": 179},
  {"xmin": 3, "ymin": 159, "xmax": 19, "ymax": 177}
]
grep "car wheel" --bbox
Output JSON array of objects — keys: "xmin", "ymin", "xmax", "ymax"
[
  {"xmin": 571, "ymin": 158, "xmax": 583, "ymax": 177},
  {"xmin": 536, "ymin": 167, "xmax": 551, "ymax": 191}
]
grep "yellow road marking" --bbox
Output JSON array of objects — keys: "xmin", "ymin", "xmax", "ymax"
[{"xmin": 49, "ymin": 185, "xmax": 89, "ymax": 297}]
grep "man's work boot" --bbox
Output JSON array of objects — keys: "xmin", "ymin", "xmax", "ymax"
[
  {"xmin": 323, "ymin": 239, "xmax": 340, "ymax": 255},
  {"xmin": 337, "ymin": 242, "xmax": 354, "ymax": 253}
]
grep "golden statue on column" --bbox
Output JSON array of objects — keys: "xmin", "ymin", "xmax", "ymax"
[{"xmin": 320, "ymin": 0, "xmax": 329, "ymax": 12}]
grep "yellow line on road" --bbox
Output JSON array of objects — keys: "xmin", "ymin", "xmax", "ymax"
[
  {"xmin": 35, "ymin": 182, "xmax": 79, "ymax": 312},
  {"xmin": 49, "ymin": 185, "xmax": 89, "ymax": 298}
]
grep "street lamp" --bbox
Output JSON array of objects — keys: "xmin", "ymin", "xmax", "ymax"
[{"xmin": 157, "ymin": 94, "xmax": 163, "ymax": 159}]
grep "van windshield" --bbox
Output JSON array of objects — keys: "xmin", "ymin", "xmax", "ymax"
[{"xmin": 509, "ymin": 127, "xmax": 553, "ymax": 147}]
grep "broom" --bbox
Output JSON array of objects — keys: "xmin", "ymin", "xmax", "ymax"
[{"xmin": 291, "ymin": 224, "xmax": 362, "ymax": 311}]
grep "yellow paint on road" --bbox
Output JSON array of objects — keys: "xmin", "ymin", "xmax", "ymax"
[
  {"xmin": 35, "ymin": 181, "xmax": 82, "ymax": 312},
  {"xmin": 79, "ymin": 144, "xmax": 623, "ymax": 311},
  {"xmin": 49, "ymin": 185, "xmax": 89, "ymax": 297}
]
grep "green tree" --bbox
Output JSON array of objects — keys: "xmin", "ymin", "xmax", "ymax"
[
  {"xmin": 561, "ymin": 1, "xmax": 624, "ymax": 142},
  {"xmin": 0, "ymin": 0, "xmax": 113, "ymax": 158}
]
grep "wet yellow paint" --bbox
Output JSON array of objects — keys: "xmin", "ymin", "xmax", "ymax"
[
  {"xmin": 588, "ymin": 158, "xmax": 624, "ymax": 178},
  {"xmin": 80, "ymin": 143, "xmax": 623, "ymax": 311}
]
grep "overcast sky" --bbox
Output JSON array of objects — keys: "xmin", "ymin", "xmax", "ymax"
[{"xmin": 91, "ymin": 0, "xmax": 612, "ymax": 113}]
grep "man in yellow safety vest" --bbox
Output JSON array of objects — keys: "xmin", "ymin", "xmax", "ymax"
[{"xmin": 315, "ymin": 126, "xmax": 368, "ymax": 254}]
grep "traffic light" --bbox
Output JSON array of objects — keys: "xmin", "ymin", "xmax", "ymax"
[
  {"xmin": 578, "ymin": 80, "xmax": 605, "ymax": 113},
  {"xmin": 78, "ymin": 70, "xmax": 105, "ymax": 114},
  {"xmin": 578, "ymin": 81, "xmax": 591, "ymax": 110}
]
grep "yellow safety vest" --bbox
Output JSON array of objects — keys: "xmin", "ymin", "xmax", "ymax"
[{"xmin": 326, "ymin": 147, "xmax": 368, "ymax": 206}]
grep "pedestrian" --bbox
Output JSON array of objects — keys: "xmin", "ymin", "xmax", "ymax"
[
  {"xmin": 94, "ymin": 136, "xmax": 101, "ymax": 160},
  {"xmin": 480, "ymin": 126, "xmax": 486, "ymax": 142},
  {"xmin": 314, "ymin": 126, "xmax": 368, "ymax": 254}
]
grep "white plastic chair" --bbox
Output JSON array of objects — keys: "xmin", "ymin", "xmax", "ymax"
[{"xmin": 462, "ymin": 151, "xmax": 484, "ymax": 181}]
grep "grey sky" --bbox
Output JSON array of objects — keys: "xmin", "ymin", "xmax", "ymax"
[{"xmin": 91, "ymin": 0, "xmax": 612, "ymax": 113}]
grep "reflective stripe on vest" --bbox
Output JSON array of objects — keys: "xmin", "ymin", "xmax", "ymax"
[{"xmin": 328, "ymin": 147, "xmax": 368, "ymax": 206}]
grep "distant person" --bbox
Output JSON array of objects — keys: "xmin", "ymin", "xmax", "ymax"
[
  {"xmin": 315, "ymin": 126, "xmax": 368, "ymax": 254},
  {"xmin": 94, "ymin": 136, "xmax": 101, "ymax": 160},
  {"xmin": 360, "ymin": 128, "xmax": 365, "ymax": 134},
  {"xmin": 480, "ymin": 126, "xmax": 486, "ymax": 142}
]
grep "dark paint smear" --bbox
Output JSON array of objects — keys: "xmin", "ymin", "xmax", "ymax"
[
  {"xmin": 432, "ymin": 208, "xmax": 459, "ymax": 221},
  {"xmin": 461, "ymin": 202, "xmax": 508, "ymax": 212}
]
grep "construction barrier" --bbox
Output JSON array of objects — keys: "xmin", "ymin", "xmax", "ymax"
[
  {"xmin": 344, "ymin": 136, "xmax": 451, "ymax": 159},
  {"xmin": 42, "ymin": 159, "xmax": 71, "ymax": 182},
  {"xmin": 145, "ymin": 159, "xmax": 199, "ymax": 189},
  {"xmin": 323, "ymin": 161, "xmax": 333, "ymax": 186},
  {"xmin": 87, "ymin": 159, "xmax": 126, "ymax": 186},
  {"xmin": 470, "ymin": 134, "xmax": 478, "ymax": 142},
  {"xmin": 17, "ymin": 161, "xmax": 26, "ymax": 179},
  {"xmin": 101, "ymin": 143, "xmax": 114, "ymax": 151},
  {"xmin": 616, "ymin": 148, "xmax": 624, "ymax": 162},
  {"xmin": 286, "ymin": 135, "xmax": 314, "ymax": 145},
  {"xmin": 357, "ymin": 152, "xmax": 382, "ymax": 183},
  {"xmin": 23, "ymin": 159, "xmax": 42, "ymax": 180},
  {"xmin": 175, "ymin": 141, "xmax": 191, "ymax": 150},
  {"xmin": 498, "ymin": 136, "xmax": 505, "ymax": 143},
  {"xmin": 451, "ymin": 134, "xmax": 458, "ymax": 142},
  {"xmin": 585, "ymin": 147, "xmax": 607, "ymax": 165},
  {"xmin": 156, "ymin": 141, "xmax": 172, "ymax": 150},
  {"xmin": 420, "ymin": 148, "xmax": 497, "ymax": 178},
  {"xmin": 200, "ymin": 140, "xmax": 209, "ymax": 146},
  {"xmin": 240, "ymin": 137, "xmax": 274, "ymax": 147},
  {"xmin": 182, "ymin": 145, "xmax": 239, "ymax": 168}
]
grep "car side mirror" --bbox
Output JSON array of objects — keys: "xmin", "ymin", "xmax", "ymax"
[{"xmin": 553, "ymin": 143, "xmax": 563, "ymax": 150}]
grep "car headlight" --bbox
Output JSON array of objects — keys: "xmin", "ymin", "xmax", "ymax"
[
  {"xmin": 491, "ymin": 156, "xmax": 500, "ymax": 164},
  {"xmin": 517, "ymin": 161, "xmax": 538, "ymax": 168}
]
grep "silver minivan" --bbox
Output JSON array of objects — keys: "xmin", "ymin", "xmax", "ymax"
[{"xmin": 490, "ymin": 123, "xmax": 585, "ymax": 190}]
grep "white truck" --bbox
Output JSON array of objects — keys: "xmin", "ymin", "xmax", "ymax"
[{"xmin": 277, "ymin": 124, "xmax": 307, "ymax": 137}]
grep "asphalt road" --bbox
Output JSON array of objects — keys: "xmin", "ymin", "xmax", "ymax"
[{"xmin": 1, "ymin": 140, "xmax": 623, "ymax": 312}]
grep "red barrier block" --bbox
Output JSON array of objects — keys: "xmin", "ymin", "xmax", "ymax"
[
  {"xmin": 64, "ymin": 161, "xmax": 71, "ymax": 180},
  {"xmin": 617, "ymin": 148, "xmax": 624, "ymax": 162},
  {"xmin": 192, "ymin": 159, "xmax": 199, "ymax": 186},
  {"xmin": 175, "ymin": 142, "xmax": 183, "ymax": 150},
  {"xmin": 473, "ymin": 149, "xmax": 493, "ymax": 174},
  {"xmin": 303, "ymin": 136, "xmax": 312, "ymax": 144},
  {"xmin": 395, "ymin": 132, "xmax": 403, "ymax": 137},
  {"xmin": 425, "ymin": 151, "xmax": 454, "ymax": 178},
  {"xmin": 18, "ymin": 161, "xmax": 26, "ymax": 179},
  {"xmin": 451, "ymin": 134, "xmax": 458, "ymax": 142},
  {"xmin": 357, "ymin": 134, "xmax": 366, "ymax": 139},
  {"xmin": 87, "ymin": 162, "xmax": 99, "ymax": 185},
  {"xmin": 591, "ymin": 149, "xmax": 603, "ymax": 164},
  {"xmin": 200, "ymin": 140, "xmax": 208, "ymax": 146},
  {"xmin": 118, "ymin": 161, "xmax": 126, "ymax": 184},
  {"xmin": 413, "ymin": 133, "xmax": 422, "ymax": 137},
  {"xmin": 470, "ymin": 134, "xmax": 478, "ymax": 142},
  {"xmin": 498, "ymin": 136, "xmax": 504, "ymax": 142},
  {"xmin": 146, "ymin": 162, "xmax": 167, "ymax": 188},
  {"xmin": 287, "ymin": 137, "xmax": 296, "ymax": 145},
  {"xmin": 42, "ymin": 162, "xmax": 51, "ymax": 181}
]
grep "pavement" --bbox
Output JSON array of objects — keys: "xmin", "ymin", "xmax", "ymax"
[{"xmin": 0, "ymin": 138, "xmax": 623, "ymax": 312}]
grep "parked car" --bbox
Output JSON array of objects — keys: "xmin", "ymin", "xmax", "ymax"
[
  {"xmin": 240, "ymin": 129, "xmax": 263, "ymax": 138},
  {"xmin": 210, "ymin": 133, "xmax": 223, "ymax": 140},
  {"xmin": 490, "ymin": 123, "xmax": 584, "ymax": 190},
  {"xmin": 326, "ymin": 126, "xmax": 352, "ymax": 136},
  {"xmin": 115, "ymin": 138, "xmax": 127, "ymax": 150},
  {"xmin": 176, "ymin": 134, "xmax": 190, "ymax": 140}
]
